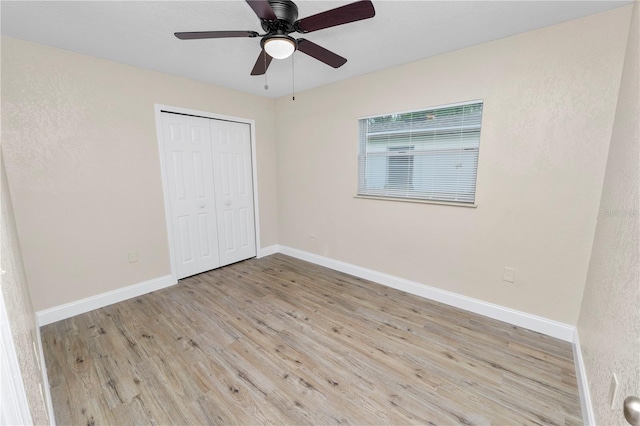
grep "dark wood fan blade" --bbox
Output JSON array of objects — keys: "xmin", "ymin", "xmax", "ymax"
[
  {"xmin": 297, "ymin": 39, "xmax": 347, "ymax": 68},
  {"xmin": 251, "ymin": 50, "xmax": 273, "ymax": 75},
  {"xmin": 246, "ymin": 0, "xmax": 277, "ymax": 20},
  {"xmin": 295, "ymin": 0, "xmax": 375, "ymax": 33},
  {"xmin": 175, "ymin": 31, "xmax": 259, "ymax": 40}
]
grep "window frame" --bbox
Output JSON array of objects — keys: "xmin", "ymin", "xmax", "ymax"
[{"xmin": 356, "ymin": 100, "xmax": 484, "ymax": 207}]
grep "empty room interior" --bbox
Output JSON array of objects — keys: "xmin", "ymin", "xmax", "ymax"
[{"xmin": 1, "ymin": 0, "xmax": 639, "ymax": 425}]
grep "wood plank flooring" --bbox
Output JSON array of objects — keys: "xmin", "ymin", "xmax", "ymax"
[{"xmin": 41, "ymin": 254, "xmax": 582, "ymax": 425}]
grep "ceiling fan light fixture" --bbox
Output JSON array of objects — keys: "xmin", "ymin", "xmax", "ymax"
[{"xmin": 263, "ymin": 35, "xmax": 297, "ymax": 59}]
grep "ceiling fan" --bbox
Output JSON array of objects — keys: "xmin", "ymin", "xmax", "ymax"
[{"xmin": 174, "ymin": 0, "xmax": 375, "ymax": 76}]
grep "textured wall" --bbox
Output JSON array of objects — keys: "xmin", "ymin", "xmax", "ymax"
[
  {"xmin": 274, "ymin": 7, "xmax": 631, "ymax": 325},
  {"xmin": 577, "ymin": 2, "xmax": 639, "ymax": 424},
  {"xmin": 1, "ymin": 37, "xmax": 278, "ymax": 311},
  {"xmin": 1, "ymin": 154, "xmax": 50, "ymax": 424}
]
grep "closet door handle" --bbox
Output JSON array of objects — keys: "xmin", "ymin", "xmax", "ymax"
[
  {"xmin": 225, "ymin": 200, "xmax": 232, "ymax": 207},
  {"xmin": 625, "ymin": 396, "xmax": 640, "ymax": 425},
  {"xmin": 199, "ymin": 203, "xmax": 205, "ymax": 209}
]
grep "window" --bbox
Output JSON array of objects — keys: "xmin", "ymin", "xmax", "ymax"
[{"xmin": 358, "ymin": 101, "xmax": 483, "ymax": 204}]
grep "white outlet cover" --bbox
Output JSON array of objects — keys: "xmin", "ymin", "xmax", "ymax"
[{"xmin": 503, "ymin": 267, "xmax": 516, "ymax": 283}]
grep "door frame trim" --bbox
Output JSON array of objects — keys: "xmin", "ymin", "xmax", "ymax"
[{"xmin": 154, "ymin": 104, "xmax": 261, "ymax": 283}]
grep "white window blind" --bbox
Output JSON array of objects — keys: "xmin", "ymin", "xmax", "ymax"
[{"xmin": 358, "ymin": 101, "xmax": 483, "ymax": 204}]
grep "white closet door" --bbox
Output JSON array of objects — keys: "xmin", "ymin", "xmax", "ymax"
[
  {"xmin": 210, "ymin": 120, "xmax": 257, "ymax": 266},
  {"xmin": 161, "ymin": 112, "xmax": 221, "ymax": 279}
]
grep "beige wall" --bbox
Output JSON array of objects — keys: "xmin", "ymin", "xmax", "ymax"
[
  {"xmin": 1, "ymin": 6, "xmax": 633, "ymax": 327},
  {"xmin": 578, "ymin": 2, "xmax": 639, "ymax": 424},
  {"xmin": 274, "ymin": 6, "xmax": 632, "ymax": 325},
  {"xmin": 1, "ymin": 153, "xmax": 50, "ymax": 424},
  {"xmin": 1, "ymin": 37, "xmax": 278, "ymax": 311}
]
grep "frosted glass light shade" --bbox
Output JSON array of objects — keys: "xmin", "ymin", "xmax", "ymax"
[{"xmin": 264, "ymin": 37, "xmax": 295, "ymax": 59}]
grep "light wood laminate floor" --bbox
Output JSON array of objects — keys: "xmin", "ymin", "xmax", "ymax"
[{"xmin": 42, "ymin": 254, "xmax": 582, "ymax": 425}]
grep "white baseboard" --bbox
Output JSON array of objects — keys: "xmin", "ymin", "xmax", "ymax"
[
  {"xmin": 257, "ymin": 245, "xmax": 279, "ymax": 258},
  {"xmin": 36, "ymin": 245, "xmax": 576, "ymax": 342},
  {"xmin": 277, "ymin": 245, "xmax": 575, "ymax": 342},
  {"xmin": 573, "ymin": 329, "xmax": 595, "ymax": 425},
  {"xmin": 36, "ymin": 275, "xmax": 176, "ymax": 326}
]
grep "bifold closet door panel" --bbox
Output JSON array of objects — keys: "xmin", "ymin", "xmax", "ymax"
[
  {"xmin": 210, "ymin": 119, "xmax": 257, "ymax": 266},
  {"xmin": 161, "ymin": 112, "xmax": 221, "ymax": 279}
]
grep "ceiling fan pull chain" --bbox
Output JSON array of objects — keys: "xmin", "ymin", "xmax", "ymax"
[{"xmin": 291, "ymin": 53, "xmax": 295, "ymax": 101}]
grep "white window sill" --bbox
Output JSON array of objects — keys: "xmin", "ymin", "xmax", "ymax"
[{"xmin": 354, "ymin": 195, "xmax": 478, "ymax": 208}]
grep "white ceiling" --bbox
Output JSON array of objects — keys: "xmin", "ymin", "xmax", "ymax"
[{"xmin": 1, "ymin": 0, "xmax": 631, "ymax": 98}]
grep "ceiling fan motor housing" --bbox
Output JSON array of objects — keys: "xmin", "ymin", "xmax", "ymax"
[{"xmin": 261, "ymin": 0, "xmax": 299, "ymax": 33}]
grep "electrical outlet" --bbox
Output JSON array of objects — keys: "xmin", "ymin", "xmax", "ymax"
[
  {"xmin": 610, "ymin": 373, "xmax": 619, "ymax": 409},
  {"xmin": 503, "ymin": 267, "xmax": 516, "ymax": 283},
  {"xmin": 128, "ymin": 250, "xmax": 139, "ymax": 263}
]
